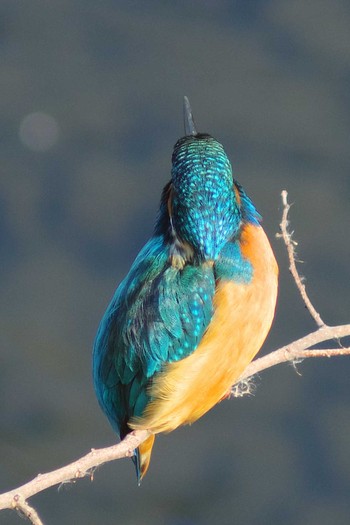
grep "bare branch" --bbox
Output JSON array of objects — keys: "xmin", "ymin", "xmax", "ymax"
[
  {"xmin": 0, "ymin": 190, "xmax": 349, "ymax": 521},
  {"xmin": 278, "ymin": 190, "xmax": 326, "ymax": 327},
  {"xmin": 238, "ymin": 324, "xmax": 350, "ymax": 382},
  {"xmin": 1, "ymin": 329, "xmax": 349, "ymax": 518},
  {"xmin": 0, "ymin": 430, "xmax": 150, "ymax": 514}
]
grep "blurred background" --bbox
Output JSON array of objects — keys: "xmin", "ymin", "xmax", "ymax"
[{"xmin": 1, "ymin": 1, "xmax": 350, "ymax": 524}]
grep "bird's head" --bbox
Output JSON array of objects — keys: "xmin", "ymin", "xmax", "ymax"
[{"xmin": 166, "ymin": 97, "xmax": 257, "ymax": 263}]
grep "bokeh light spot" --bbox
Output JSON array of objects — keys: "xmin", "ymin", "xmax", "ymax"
[{"xmin": 19, "ymin": 111, "xmax": 59, "ymax": 152}]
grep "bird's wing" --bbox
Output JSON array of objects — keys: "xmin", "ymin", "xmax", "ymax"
[{"xmin": 93, "ymin": 234, "xmax": 216, "ymax": 434}]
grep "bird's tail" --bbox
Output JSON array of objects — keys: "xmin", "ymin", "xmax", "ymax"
[{"xmin": 133, "ymin": 434, "xmax": 155, "ymax": 485}]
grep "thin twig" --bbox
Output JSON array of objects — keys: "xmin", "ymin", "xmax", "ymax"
[
  {"xmin": 278, "ymin": 190, "xmax": 326, "ymax": 327},
  {"xmin": 13, "ymin": 495, "xmax": 44, "ymax": 525}
]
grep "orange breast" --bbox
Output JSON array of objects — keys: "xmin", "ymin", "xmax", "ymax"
[{"xmin": 130, "ymin": 223, "xmax": 278, "ymax": 434}]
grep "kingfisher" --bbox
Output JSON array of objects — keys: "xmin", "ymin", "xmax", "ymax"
[{"xmin": 93, "ymin": 97, "xmax": 278, "ymax": 483}]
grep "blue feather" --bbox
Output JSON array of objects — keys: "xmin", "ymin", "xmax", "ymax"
[
  {"xmin": 93, "ymin": 234, "xmax": 215, "ymax": 438},
  {"xmin": 214, "ymin": 240, "xmax": 253, "ymax": 282}
]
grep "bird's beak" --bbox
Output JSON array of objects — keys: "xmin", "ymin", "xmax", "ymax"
[{"xmin": 183, "ymin": 96, "xmax": 198, "ymax": 136}]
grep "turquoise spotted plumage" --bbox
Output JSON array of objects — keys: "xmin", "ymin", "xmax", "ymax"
[
  {"xmin": 93, "ymin": 97, "xmax": 278, "ymax": 483},
  {"xmin": 171, "ymin": 135, "xmax": 240, "ymax": 260}
]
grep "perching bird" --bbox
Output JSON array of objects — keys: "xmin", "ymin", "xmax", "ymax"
[{"xmin": 93, "ymin": 97, "xmax": 278, "ymax": 483}]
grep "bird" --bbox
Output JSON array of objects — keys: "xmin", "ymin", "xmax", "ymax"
[{"xmin": 93, "ymin": 97, "xmax": 278, "ymax": 483}]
